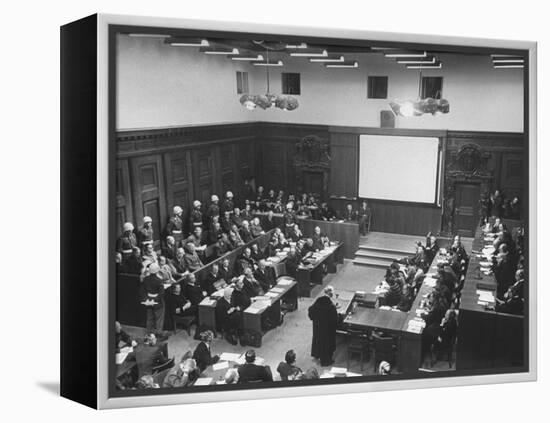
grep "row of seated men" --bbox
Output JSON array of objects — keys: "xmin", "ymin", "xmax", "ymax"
[
  {"xmin": 485, "ymin": 218, "xmax": 526, "ymax": 315},
  {"xmin": 479, "ymin": 189, "xmax": 522, "ymax": 221},
  {"xmin": 116, "ymin": 326, "xmax": 393, "ymax": 390},
  {"xmin": 134, "ymin": 221, "xmax": 332, "ymax": 346}
]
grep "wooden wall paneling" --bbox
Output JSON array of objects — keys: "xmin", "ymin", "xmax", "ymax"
[
  {"xmin": 261, "ymin": 141, "xmax": 286, "ymax": 191},
  {"xmin": 163, "ymin": 149, "xmax": 193, "ymax": 229},
  {"xmin": 500, "ymin": 152, "xmax": 523, "ymax": 199},
  {"xmin": 129, "ymin": 154, "xmax": 166, "ymax": 243},
  {"xmin": 219, "ymin": 143, "xmax": 236, "ymax": 197},
  {"xmin": 193, "ymin": 148, "xmax": 215, "ymax": 209},
  {"xmin": 115, "ymin": 158, "xmax": 132, "ymax": 236},
  {"xmin": 328, "ymin": 132, "xmax": 358, "ymax": 199}
]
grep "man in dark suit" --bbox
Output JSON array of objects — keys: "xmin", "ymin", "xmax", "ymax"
[
  {"xmin": 216, "ymin": 287, "xmax": 240, "ymax": 345},
  {"xmin": 134, "ymin": 333, "xmax": 170, "ymax": 377},
  {"xmin": 237, "ymin": 350, "xmax": 273, "ymax": 383},
  {"xmin": 319, "ymin": 202, "xmax": 336, "ymax": 221},
  {"xmin": 358, "ymin": 201, "xmax": 372, "ymax": 236},
  {"xmin": 311, "ymin": 226, "xmax": 328, "ymax": 251},
  {"xmin": 219, "ymin": 258, "xmax": 233, "ymax": 282},
  {"xmin": 242, "ymin": 268, "xmax": 264, "ymax": 298},
  {"xmin": 162, "ymin": 235, "xmax": 178, "ymax": 262},
  {"xmin": 262, "ymin": 210, "xmax": 278, "ymax": 232},
  {"xmin": 207, "ymin": 221, "xmax": 223, "ymax": 246},
  {"xmin": 343, "ymin": 203, "xmax": 358, "ymax": 222},
  {"xmin": 192, "ymin": 330, "xmax": 219, "ymax": 373},
  {"xmin": 493, "ymin": 244, "xmax": 516, "ymax": 298},
  {"xmin": 254, "ymin": 260, "xmax": 274, "ymax": 292},
  {"xmin": 239, "ymin": 220, "xmax": 254, "ymax": 244},
  {"xmin": 308, "ymin": 286, "xmax": 338, "ymax": 366},
  {"xmin": 201, "ymin": 263, "xmax": 226, "ymax": 295},
  {"xmin": 182, "ymin": 273, "xmax": 205, "ymax": 318}
]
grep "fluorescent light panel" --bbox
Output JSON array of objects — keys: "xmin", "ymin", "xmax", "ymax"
[
  {"xmin": 202, "ymin": 47, "xmax": 239, "ymax": 55},
  {"xmin": 385, "ymin": 50, "xmax": 427, "ymax": 58},
  {"xmin": 286, "ymin": 43, "xmax": 308, "ymax": 49},
  {"xmin": 397, "ymin": 57, "xmax": 436, "ymax": 64},
  {"xmin": 128, "ymin": 33, "xmax": 169, "ymax": 38},
  {"xmin": 309, "ymin": 55, "xmax": 344, "ymax": 63},
  {"xmin": 253, "ymin": 60, "xmax": 283, "ymax": 67},
  {"xmin": 493, "ymin": 64, "xmax": 524, "ymax": 69},
  {"xmin": 492, "ymin": 59, "xmax": 524, "ymax": 63},
  {"xmin": 169, "ymin": 38, "xmax": 209, "ymax": 47},
  {"xmin": 326, "ymin": 61, "xmax": 358, "ymax": 68},
  {"xmin": 406, "ymin": 63, "xmax": 442, "ymax": 69},
  {"xmin": 290, "ymin": 49, "xmax": 328, "ymax": 57},
  {"xmin": 231, "ymin": 55, "xmax": 264, "ymax": 61}
]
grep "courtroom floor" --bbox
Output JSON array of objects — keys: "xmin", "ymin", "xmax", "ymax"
[{"xmin": 124, "ymin": 259, "xmax": 455, "ymax": 381}]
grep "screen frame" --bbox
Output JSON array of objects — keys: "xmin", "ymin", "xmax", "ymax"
[{"xmin": 96, "ymin": 13, "xmax": 537, "ymax": 409}]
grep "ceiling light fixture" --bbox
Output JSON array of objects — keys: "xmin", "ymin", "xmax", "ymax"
[
  {"xmin": 167, "ymin": 38, "xmax": 209, "ymax": 47},
  {"xmin": 201, "ymin": 47, "xmax": 239, "ymax": 55},
  {"xmin": 397, "ymin": 57, "xmax": 437, "ymax": 64},
  {"xmin": 286, "ymin": 43, "xmax": 308, "ymax": 49},
  {"xmin": 389, "ymin": 65, "xmax": 449, "ymax": 117},
  {"xmin": 128, "ymin": 33, "xmax": 169, "ymax": 38},
  {"xmin": 239, "ymin": 42, "xmax": 298, "ymax": 111},
  {"xmin": 253, "ymin": 60, "xmax": 283, "ymax": 66},
  {"xmin": 290, "ymin": 49, "xmax": 328, "ymax": 57},
  {"xmin": 384, "ymin": 50, "xmax": 427, "ymax": 58},
  {"xmin": 406, "ymin": 62, "xmax": 442, "ymax": 69},
  {"xmin": 325, "ymin": 61, "xmax": 359, "ymax": 68},
  {"xmin": 309, "ymin": 55, "xmax": 345, "ymax": 63},
  {"xmin": 231, "ymin": 54, "xmax": 264, "ymax": 61}
]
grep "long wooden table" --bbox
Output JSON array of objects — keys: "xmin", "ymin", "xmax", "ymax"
[
  {"xmin": 255, "ymin": 213, "xmax": 359, "ymax": 259},
  {"xmin": 296, "ymin": 243, "xmax": 344, "ymax": 297},
  {"xmin": 456, "ymin": 222, "xmax": 525, "ymax": 371}
]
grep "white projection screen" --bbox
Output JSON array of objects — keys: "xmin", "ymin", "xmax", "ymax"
[{"xmin": 358, "ymin": 135, "xmax": 442, "ymax": 204}]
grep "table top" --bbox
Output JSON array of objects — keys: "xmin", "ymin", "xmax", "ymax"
[
  {"xmin": 244, "ymin": 276, "xmax": 297, "ymax": 315},
  {"xmin": 343, "ymin": 306, "xmax": 408, "ymax": 333},
  {"xmin": 297, "ymin": 242, "xmax": 343, "ymax": 271}
]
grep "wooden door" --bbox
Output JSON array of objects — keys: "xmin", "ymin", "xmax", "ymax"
[
  {"xmin": 130, "ymin": 154, "xmax": 166, "ymax": 244},
  {"xmin": 193, "ymin": 148, "xmax": 214, "ymax": 207},
  {"xmin": 454, "ymin": 183, "xmax": 480, "ymax": 237},
  {"xmin": 115, "ymin": 159, "xmax": 132, "ymax": 236},
  {"xmin": 303, "ymin": 171, "xmax": 323, "ymax": 194},
  {"xmin": 164, "ymin": 150, "xmax": 193, "ymax": 230}
]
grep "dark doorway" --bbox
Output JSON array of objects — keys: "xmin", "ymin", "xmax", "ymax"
[
  {"xmin": 303, "ymin": 171, "xmax": 323, "ymax": 195},
  {"xmin": 454, "ymin": 183, "xmax": 481, "ymax": 237}
]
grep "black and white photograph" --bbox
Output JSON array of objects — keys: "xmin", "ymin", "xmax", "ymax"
[{"xmin": 107, "ymin": 17, "xmax": 533, "ymax": 400}]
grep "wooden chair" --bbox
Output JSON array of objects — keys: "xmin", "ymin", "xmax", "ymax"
[
  {"xmin": 346, "ymin": 329, "xmax": 370, "ymax": 371},
  {"xmin": 372, "ymin": 332, "xmax": 395, "ymax": 371},
  {"xmin": 172, "ymin": 313, "xmax": 197, "ymax": 336}
]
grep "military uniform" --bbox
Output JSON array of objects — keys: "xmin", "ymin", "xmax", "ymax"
[
  {"xmin": 206, "ymin": 203, "xmax": 220, "ymax": 227},
  {"xmin": 117, "ymin": 232, "xmax": 138, "ymax": 258},
  {"xmin": 358, "ymin": 206, "xmax": 372, "ymax": 235},
  {"xmin": 166, "ymin": 215, "xmax": 185, "ymax": 246},
  {"xmin": 221, "ymin": 199, "xmax": 235, "ymax": 214},
  {"xmin": 190, "ymin": 208, "xmax": 203, "ymax": 230},
  {"xmin": 138, "ymin": 226, "xmax": 154, "ymax": 247}
]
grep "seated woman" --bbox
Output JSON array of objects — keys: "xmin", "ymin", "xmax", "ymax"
[
  {"xmin": 277, "ymin": 350, "xmax": 303, "ymax": 381},
  {"xmin": 192, "ymin": 330, "xmax": 220, "ymax": 373}
]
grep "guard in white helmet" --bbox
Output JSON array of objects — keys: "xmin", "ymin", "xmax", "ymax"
[
  {"xmin": 139, "ymin": 216, "xmax": 154, "ymax": 247},
  {"xmin": 117, "ymin": 222, "xmax": 137, "ymax": 258},
  {"xmin": 166, "ymin": 206, "xmax": 184, "ymax": 246},
  {"xmin": 221, "ymin": 191, "xmax": 235, "ymax": 214},
  {"xmin": 190, "ymin": 200, "xmax": 203, "ymax": 230},
  {"xmin": 206, "ymin": 194, "xmax": 220, "ymax": 228}
]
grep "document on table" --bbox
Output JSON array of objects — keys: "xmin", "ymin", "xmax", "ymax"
[
  {"xmin": 212, "ymin": 361, "xmax": 229, "ymax": 371},
  {"xmin": 200, "ymin": 298, "xmax": 216, "ymax": 306},
  {"xmin": 330, "ymin": 367, "xmax": 347, "ymax": 375},
  {"xmin": 219, "ymin": 352, "xmax": 241, "ymax": 362},
  {"xmin": 115, "ymin": 352, "xmax": 128, "ymax": 364},
  {"xmin": 265, "ymin": 292, "xmax": 278, "ymax": 298},
  {"xmin": 320, "ymin": 373, "xmax": 336, "ymax": 378},
  {"xmin": 278, "ymin": 278, "xmax": 294, "ymax": 286},
  {"xmin": 194, "ymin": 377, "xmax": 213, "ymax": 386},
  {"xmin": 271, "ymin": 287, "xmax": 285, "ymax": 293}
]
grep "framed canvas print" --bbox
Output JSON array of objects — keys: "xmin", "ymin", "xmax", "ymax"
[{"xmin": 60, "ymin": 13, "xmax": 537, "ymax": 409}]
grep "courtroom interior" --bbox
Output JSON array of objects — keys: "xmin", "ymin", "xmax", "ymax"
[{"xmin": 112, "ymin": 28, "xmax": 528, "ymax": 390}]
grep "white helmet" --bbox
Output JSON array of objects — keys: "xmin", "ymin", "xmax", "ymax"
[
  {"xmin": 193, "ymin": 200, "xmax": 201, "ymax": 208},
  {"xmin": 143, "ymin": 216, "xmax": 152, "ymax": 224},
  {"xmin": 173, "ymin": 206, "xmax": 183, "ymax": 215},
  {"xmin": 286, "ymin": 202, "xmax": 293, "ymax": 209},
  {"xmin": 148, "ymin": 263, "xmax": 160, "ymax": 274},
  {"xmin": 211, "ymin": 194, "xmax": 219, "ymax": 202},
  {"xmin": 123, "ymin": 222, "xmax": 134, "ymax": 232},
  {"xmin": 226, "ymin": 191, "xmax": 233, "ymax": 198}
]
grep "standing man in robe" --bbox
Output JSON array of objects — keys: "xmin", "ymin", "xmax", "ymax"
[{"xmin": 308, "ymin": 285, "xmax": 338, "ymax": 366}]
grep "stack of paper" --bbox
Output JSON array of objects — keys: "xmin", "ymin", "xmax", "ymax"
[
  {"xmin": 115, "ymin": 352, "xmax": 129, "ymax": 364},
  {"xmin": 265, "ymin": 292, "xmax": 278, "ymax": 298},
  {"xmin": 477, "ymin": 289, "xmax": 495, "ymax": 303},
  {"xmin": 212, "ymin": 361, "xmax": 229, "ymax": 371},
  {"xmin": 271, "ymin": 287, "xmax": 284, "ymax": 293},
  {"xmin": 194, "ymin": 377, "xmax": 213, "ymax": 386},
  {"xmin": 345, "ymin": 371, "xmax": 362, "ymax": 377},
  {"xmin": 200, "ymin": 298, "xmax": 216, "ymax": 306},
  {"xmin": 219, "ymin": 352, "xmax": 241, "ymax": 362},
  {"xmin": 407, "ymin": 319, "xmax": 426, "ymax": 333},
  {"xmin": 424, "ymin": 277, "xmax": 437, "ymax": 287},
  {"xmin": 278, "ymin": 278, "xmax": 293, "ymax": 286},
  {"xmin": 330, "ymin": 367, "xmax": 347, "ymax": 376},
  {"xmin": 320, "ymin": 373, "xmax": 336, "ymax": 379}
]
